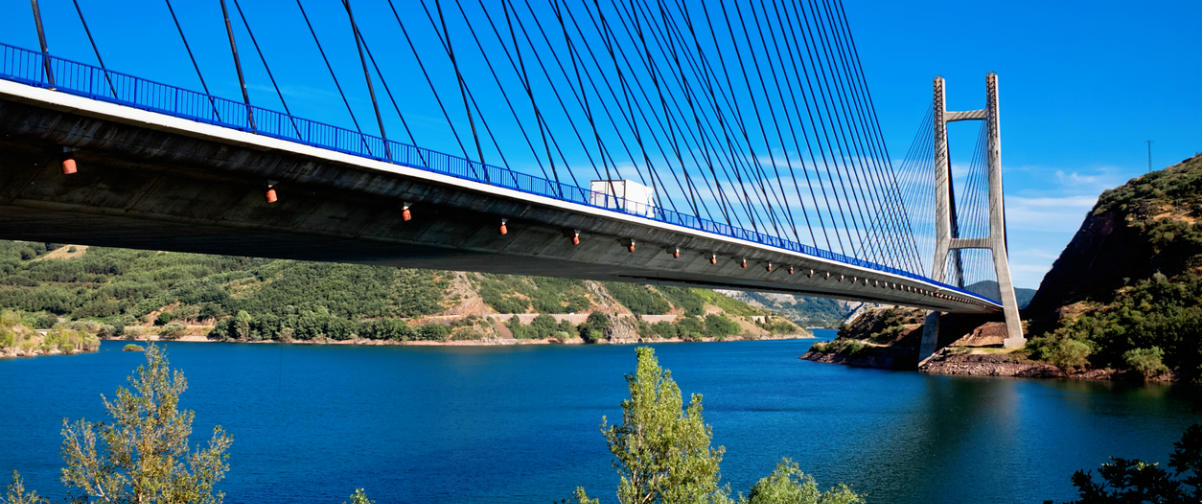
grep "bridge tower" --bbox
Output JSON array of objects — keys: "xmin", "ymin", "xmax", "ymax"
[{"xmin": 919, "ymin": 73, "xmax": 1025, "ymax": 360}]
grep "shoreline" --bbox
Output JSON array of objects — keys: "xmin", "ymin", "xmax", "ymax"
[
  {"xmin": 101, "ymin": 331, "xmax": 814, "ymax": 348},
  {"xmin": 801, "ymin": 345, "xmax": 1179, "ymax": 384}
]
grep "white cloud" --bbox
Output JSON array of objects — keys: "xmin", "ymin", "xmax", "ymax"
[{"xmin": 1004, "ymin": 195, "xmax": 1097, "ymax": 233}]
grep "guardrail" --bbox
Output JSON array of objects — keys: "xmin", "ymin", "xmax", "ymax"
[{"xmin": 0, "ymin": 42, "xmax": 998, "ymax": 306}]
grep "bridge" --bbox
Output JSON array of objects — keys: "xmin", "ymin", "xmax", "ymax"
[{"xmin": 0, "ymin": 0, "xmax": 1024, "ymax": 351}]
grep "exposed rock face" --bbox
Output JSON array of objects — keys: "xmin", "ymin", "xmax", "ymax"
[
  {"xmin": 917, "ymin": 349, "xmax": 1061, "ymax": 378},
  {"xmin": 1023, "ymin": 209, "xmax": 1131, "ymax": 333}
]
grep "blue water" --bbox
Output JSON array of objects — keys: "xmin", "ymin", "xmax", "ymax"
[{"xmin": 1, "ymin": 332, "xmax": 1198, "ymax": 503}]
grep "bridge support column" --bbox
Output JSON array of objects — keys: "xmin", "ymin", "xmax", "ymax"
[
  {"xmin": 985, "ymin": 74, "xmax": 1025, "ymax": 348},
  {"xmin": 919, "ymin": 74, "xmax": 1024, "ymax": 362},
  {"xmin": 921, "ymin": 77, "xmax": 952, "ymax": 361}
]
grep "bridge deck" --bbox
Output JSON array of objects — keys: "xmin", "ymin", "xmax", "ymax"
[{"xmin": 0, "ymin": 44, "xmax": 998, "ymax": 313}]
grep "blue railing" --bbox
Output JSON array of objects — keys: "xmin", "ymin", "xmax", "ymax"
[{"xmin": 0, "ymin": 42, "xmax": 997, "ymax": 306}]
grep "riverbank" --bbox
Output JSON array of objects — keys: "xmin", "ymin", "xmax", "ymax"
[
  {"xmin": 1, "ymin": 311, "xmax": 100, "ymax": 359},
  {"xmin": 1, "ymin": 345, "xmax": 98, "ymax": 359},
  {"xmin": 103, "ymin": 331, "xmax": 812, "ymax": 347},
  {"xmin": 801, "ymin": 312, "xmax": 1180, "ymax": 383}
]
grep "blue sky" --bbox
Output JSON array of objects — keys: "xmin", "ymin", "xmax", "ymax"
[
  {"xmin": 848, "ymin": 0, "xmax": 1202, "ymax": 288},
  {"xmin": 1, "ymin": 0, "xmax": 1198, "ymax": 289}
]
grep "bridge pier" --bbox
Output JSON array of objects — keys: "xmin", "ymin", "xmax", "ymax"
[{"xmin": 920, "ymin": 74, "xmax": 1025, "ymax": 362}]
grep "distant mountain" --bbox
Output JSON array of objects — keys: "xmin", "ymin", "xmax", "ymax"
[
  {"xmin": 964, "ymin": 281, "xmax": 1036, "ymax": 309},
  {"xmin": 717, "ymin": 290, "xmax": 858, "ymax": 328}
]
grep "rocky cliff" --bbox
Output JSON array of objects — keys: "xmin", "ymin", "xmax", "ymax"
[{"xmin": 1022, "ymin": 153, "xmax": 1202, "ymax": 381}]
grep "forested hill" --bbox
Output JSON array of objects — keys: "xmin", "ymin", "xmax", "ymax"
[
  {"xmin": 0, "ymin": 241, "xmax": 800, "ymax": 344},
  {"xmin": 1024, "ymin": 153, "xmax": 1202, "ymax": 381}
]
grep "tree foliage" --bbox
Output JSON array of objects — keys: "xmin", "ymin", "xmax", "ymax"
[
  {"xmin": 1027, "ymin": 156, "xmax": 1202, "ymax": 380},
  {"xmin": 1063, "ymin": 424, "xmax": 1202, "ymax": 503},
  {"xmin": 3, "ymin": 472, "xmax": 44, "ymax": 504},
  {"xmin": 574, "ymin": 348, "xmax": 861, "ymax": 504},
  {"xmin": 1123, "ymin": 347, "xmax": 1170, "ymax": 379},
  {"xmin": 742, "ymin": 459, "xmax": 863, "ymax": 504},
  {"xmin": 341, "ymin": 489, "xmax": 374, "ymax": 504},
  {"xmin": 58, "ymin": 344, "xmax": 232, "ymax": 504},
  {"xmin": 576, "ymin": 346, "xmax": 729, "ymax": 504}
]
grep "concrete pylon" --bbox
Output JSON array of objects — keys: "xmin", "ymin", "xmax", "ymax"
[{"xmin": 919, "ymin": 74, "xmax": 1025, "ymax": 362}]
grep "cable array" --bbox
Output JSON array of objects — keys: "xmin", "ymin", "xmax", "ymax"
[
  {"xmin": 50, "ymin": 0, "xmax": 932, "ymax": 276},
  {"xmin": 952, "ymin": 122, "xmax": 998, "ymax": 295}
]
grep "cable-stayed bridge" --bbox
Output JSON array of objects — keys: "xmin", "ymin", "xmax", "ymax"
[{"xmin": 0, "ymin": 0, "xmax": 1025, "ymax": 348}]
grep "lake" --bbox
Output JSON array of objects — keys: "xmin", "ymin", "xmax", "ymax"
[{"xmin": 1, "ymin": 331, "xmax": 1198, "ymax": 503}]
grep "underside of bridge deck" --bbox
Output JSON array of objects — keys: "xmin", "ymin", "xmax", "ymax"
[{"xmin": 0, "ymin": 85, "xmax": 996, "ymax": 313}]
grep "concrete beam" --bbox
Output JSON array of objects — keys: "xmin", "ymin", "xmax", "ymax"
[
  {"xmin": 949, "ymin": 237, "xmax": 990, "ymax": 250},
  {"xmin": 945, "ymin": 109, "xmax": 986, "ymax": 122}
]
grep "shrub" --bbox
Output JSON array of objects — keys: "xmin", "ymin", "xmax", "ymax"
[
  {"xmin": 746, "ymin": 458, "xmax": 864, "ymax": 504},
  {"xmin": 449, "ymin": 326, "xmax": 484, "ymax": 341},
  {"xmin": 158, "ymin": 322, "xmax": 187, "ymax": 340},
  {"xmin": 650, "ymin": 321, "xmax": 676, "ymax": 339},
  {"xmin": 364, "ymin": 319, "xmax": 414, "ymax": 341},
  {"xmin": 675, "ymin": 316, "xmax": 704, "ymax": 341},
  {"xmin": 578, "ymin": 313, "xmax": 611, "ymax": 343},
  {"xmin": 122, "ymin": 343, "xmax": 144, "ymax": 352},
  {"xmin": 704, "ymin": 314, "xmax": 741, "ymax": 339},
  {"xmin": 529, "ymin": 314, "xmax": 559, "ymax": 339},
  {"xmin": 416, "ymin": 324, "xmax": 451, "ymax": 341},
  {"xmin": 604, "ymin": 283, "xmax": 671, "ymax": 315},
  {"xmin": 1049, "ymin": 339, "xmax": 1092, "ymax": 371},
  {"xmin": 31, "ymin": 312, "xmax": 58, "ymax": 329},
  {"xmin": 1123, "ymin": 347, "xmax": 1170, "ymax": 378},
  {"xmin": 154, "ymin": 311, "xmax": 175, "ymax": 326}
]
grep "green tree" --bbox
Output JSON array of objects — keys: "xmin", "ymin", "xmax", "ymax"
[
  {"xmin": 58, "ymin": 344, "xmax": 232, "ymax": 504},
  {"xmin": 232, "ymin": 311, "xmax": 253, "ymax": 340},
  {"xmin": 740, "ymin": 459, "xmax": 862, "ymax": 504},
  {"xmin": 1123, "ymin": 347, "xmax": 1169, "ymax": 379},
  {"xmin": 3, "ymin": 471, "xmax": 45, "ymax": 504},
  {"xmin": 579, "ymin": 313, "xmax": 612, "ymax": 343},
  {"xmin": 575, "ymin": 347, "xmax": 730, "ymax": 504},
  {"xmin": 341, "ymin": 489, "xmax": 374, "ymax": 504},
  {"xmin": 1048, "ymin": 339, "xmax": 1092, "ymax": 372},
  {"xmin": 159, "ymin": 322, "xmax": 187, "ymax": 340},
  {"xmin": 703, "ymin": 315, "xmax": 740, "ymax": 340},
  {"xmin": 573, "ymin": 348, "xmax": 862, "ymax": 504},
  {"xmin": 1063, "ymin": 424, "xmax": 1201, "ymax": 503}
]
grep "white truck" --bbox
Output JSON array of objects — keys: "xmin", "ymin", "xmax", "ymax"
[{"xmin": 590, "ymin": 179, "xmax": 657, "ymax": 218}]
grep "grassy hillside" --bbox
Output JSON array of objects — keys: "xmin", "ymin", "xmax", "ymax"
[
  {"xmin": 1025, "ymin": 153, "xmax": 1202, "ymax": 381},
  {"xmin": 0, "ymin": 241, "xmax": 801, "ymax": 344}
]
